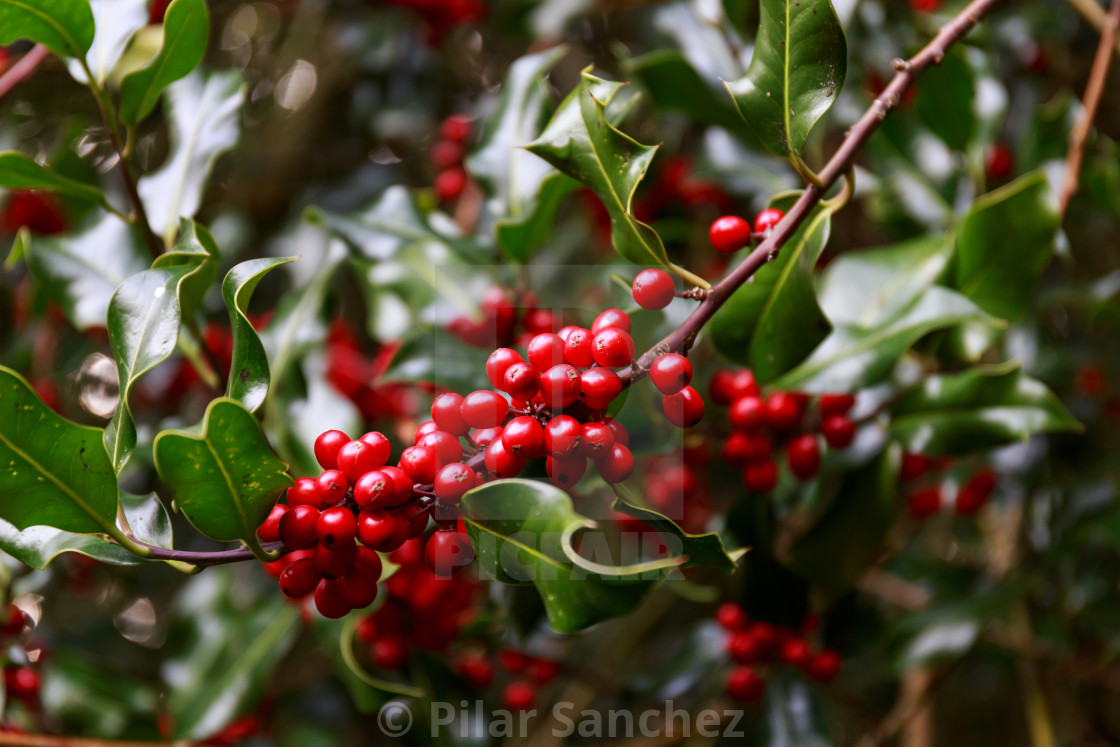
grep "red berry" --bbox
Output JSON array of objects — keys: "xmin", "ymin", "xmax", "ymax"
[
  {"xmin": 787, "ymin": 435, "xmax": 821, "ymax": 480},
  {"xmin": 900, "ymin": 452, "xmax": 932, "ymax": 481},
  {"xmin": 440, "ymin": 113, "xmax": 472, "ymax": 143},
  {"xmin": 487, "ymin": 348, "xmax": 524, "ymax": 390},
  {"xmin": 358, "ymin": 431, "xmax": 392, "ymax": 464},
  {"xmin": 596, "ymin": 444, "xmax": 634, "ymax": 483},
  {"xmin": 562, "ymin": 327, "xmax": 595, "ymax": 368},
  {"xmin": 5, "ymin": 667, "xmax": 39, "ymax": 702},
  {"xmin": 663, "ymin": 386, "xmax": 705, "ymax": 428},
  {"xmin": 710, "ymin": 369, "xmax": 759, "ymax": 404},
  {"xmin": 709, "ymin": 215, "xmax": 752, "ymax": 254},
  {"xmin": 715, "ymin": 601, "xmax": 748, "ymax": 630},
  {"xmin": 278, "ymin": 557, "xmax": 320, "ymax": 599},
  {"xmin": 314, "ymin": 430, "xmax": 350, "ymax": 469},
  {"xmin": 432, "ymin": 393, "xmax": 470, "ymax": 436},
  {"xmin": 503, "ymin": 362, "xmax": 541, "ymax": 401},
  {"xmin": 316, "ymin": 469, "xmax": 349, "ymax": 505},
  {"xmin": 314, "ymin": 579, "xmax": 350, "ymax": 619},
  {"xmin": 729, "ymin": 395, "xmax": 765, "ymax": 431},
  {"xmin": 287, "ymin": 477, "xmax": 326, "ymax": 508},
  {"xmin": 591, "ymin": 308, "xmax": 631, "ymax": 334},
  {"xmin": 484, "ymin": 438, "xmax": 526, "ymax": 478},
  {"xmin": 414, "ymin": 421, "xmax": 441, "ymax": 442},
  {"xmin": 434, "ymin": 168, "xmax": 467, "ymax": 202},
  {"xmin": 355, "ymin": 546, "xmax": 384, "ymax": 578},
  {"xmin": 544, "ymin": 415, "xmax": 583, "ymax": 457},
  {"xmin": 382, "ymin": 466, "xmax": 416, "ymax": 507},
  {"xmin": 337, "ymin": 565, "xmax": 378, "ymax": 609},
  {"xmin": 472, "ymin": 426, "xmax": 503, "ymax": 447},
  {"xmin": 454, "ymin": 652, "xmax": 494, "ymax": 689},
  {"xmin": 337, "ymin": 440, "xmax": 386, "ymax": 483},
  {"xmin": 556, "ymin": 325, "xmax": 580, "ymax": 341},
  {"xmin": 743, "ymin": 460, "xmax": 778, "ymax": 492},
  {"xmin": 956, "ymin": 469, "xmax": 996, "ymax": 515},
  {"xmin": 502, "ymin": 681, "xmax": 536, "ymax": 711},
  {"xmin": 780, "ymin": 638, "xmax": 811, "ymax": 667},
  {"xmin": 725, "ymin": 666, "xmax": 765, "ymax": 702},
  {"xmin": 908, "ymin": 487, "xmax": 942, "ymax": 518},
  {"xmin": 372, "ymin": 636, "xmax": 409, "ymax": 669},
  {"xmin": 498, "ymin": 649, "xmax": 529, "ymax": 672},
  {"xmin": 579, "ymin": 367, "xmax": 622, "ymax": 409},
  {"xmin": 580, "ymin": 422, "xmax": 615, "ymax": 458},
  {"xmin": 527, "ymin": 658, "xmax": 560, "ymax": 684},
  {"xmin": 632, "ymin": 269, "xmax": 675, "ymax": 310},
  {"xmin": 0, "ymin": 604, "xmax": 26, "ymax": 636},
  {"xmin": 418, "ymin": 429, "xmax": 463, "ymax": 465},
  {"xmin": 727, "ymin": 630, "xmax": 765, "ymax": 664},
  {"xmin": 461, "ymin": 390, "xmax": 509, "ymax": 429},
  {"xmin": 279, "ymin": 504, "xmax": 320, "ymax": 549},
  {"xmin": 754, "ymin": 207, "xmax": 785, "ymax": 234},
  {"xmin": 985, "ymin": 142, "xmax": 1014, "ymax": 180},
  {"xmin": 818, "ymin": 393, "xmax": 855, "ymax": 416},
  {"xmin": 649, "ymin": 353, "xmax": 692, "ymax": 395},
  {"xmin": 591, "ymin": 327, "xmax": 634, "ymax": 368},
  {"xmin": 501, "ymin": 416, "xmax": 545, "ymax": 459},
  {"xmin": 354, "ymin": 469, "xmax": 396, "ymax": 510},
  {"xmin": 547, "ymin": 455, "xmax": 587, "ymax": 488},
  {"xmin": 540, "ymin": 364, "xmax": 582, "ymax": 409},
  {"xmin": 527, "ymin": 333, "xmax": 565, "ymax": 372},
  {"xmin": 807, "ymin": 649, "xmax": 841, "ymax": 683},
  {"xmin": 425, "ymin": 528, "xmax": 475, "ymax": 578},
  {"xmin": 434, "ymin": 462, "xmax": 474, "ymax": 504},
  {"xmin": 430, "ymin": 140, "xmax": 464, "ymax": 169},
  {"xmin": 358, "ymin": 511, "xmax": 405, "ymax": 552},
  {"xmin": 604, "ymin": 418, "xmax": 629, "ymax": 446},
  {"xmin": 257, "ymin": 504, "xmax": 288, "ymax": 543},
  {"xmin": 315, "ymin": 542, "xmax": 357, "ymax": 580},
  {"xmin": 764, "ymin": 391, "xmax": 803, "ymax": 431},
  {"xmin": 317, "ymin": 507, "xmax": 358, "ymax": 548},
  {"xmin": 400, "ymin": 445, "xmax": 441, "ymax": 485},
  {"xmin": 821, "ymin": 415, "xmax": 855, "ymax": 449}
]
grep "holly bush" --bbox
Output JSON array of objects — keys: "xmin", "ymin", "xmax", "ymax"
[{"xmin": 0, "ymin": 0, "xmax": 1117, "ymax": 743}]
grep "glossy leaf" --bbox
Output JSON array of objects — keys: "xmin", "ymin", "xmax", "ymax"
[
  {"xmin": 138, "ymin": 69, "xmax": 246, "ymax": 243},
  {"xmin": 67, "ymin": 0, "xmax": 149, "ymax": 85},
  {"xmin": 725, "ymin": 0, "xmax": 847, "ymax": 156},
  {"xmin": 710, "ymin": 197, "xmax": 832, "ymax": 382},
  {"xmin": 890, "ymin": 362, "xmax": 1081, "ymax": 456},
  {"xmin": 0, "ymin": 367, "xmax": 118, "ymax": 535},
  {"xmin": 770, "ymin": 286, "xmax": 996, "ymax": 393},
  {"xmin": 0, "ymin": 0, "xmax": 95, "ymax": 58},
  {"xmin": 222, "ymin": 257, "xmax": 296, "ymax": 412},
  {"xmin": 461, "ymin": 479, "xmax": 658, "ymax": 633},
  {"xmin": 153, "ymin": 398, "xmax": 293, "ymax": 547},
  {"xmin": 526, "ymin": 70, "xmax": 681, "ymax": 275},
  {"xmin": 0, "ymin": 151, "xmax": 108, "ymax": 207},
  {"xmin": 151, "ymin": 217, "xmax": 219, "ymax": 321},
  {"xmin": 468, "ymin": 47, "xmax": 573, "ymax": 262},
  {"xmin": 951, "ymin": 170, "xmax": 1059, "ymax": 321},
  {"xmin": 23, "ymin": 214, "xmax": 149, "ymax": 330},
  {"xmin": 104, "ymin": 256, "xmax": 209, "ymax": 474},
  {"xmin": 118, "ymin": 0, "xmax": 210, "ymax": 126}
]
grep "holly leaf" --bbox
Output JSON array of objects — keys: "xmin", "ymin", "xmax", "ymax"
[
  {"xmin": 0, "ymin": 151, "xmax": 109, "ymax": 207},
  {"xmin": 138, "ymin": 69, "xmax": 246, "ymax": 244},
  {"xmin": 890, "ymin": 362, "xmax": 1081, "ymax": 456},
  {"xmin": 0, "ymin": 0, "xmax": 95, "ymax": 59},
  {"xmin": 725, "ymin": 0, "xmax": 847, "ymax": 157},
  {"xmin": 627, "ymin": 50, "xmax": 747, "ymax": 135},
  {"xmin": 951, "ymin": 170, "xmax": 1059, "ymax": 321},
  {"xmin": 152, "ymin": 217, "xmax": 219, "ymax": 321},
  {"xmin": 222, "ymin": 257, "xmax": 296, "ymax": 412},
  {"xmin": 67, "ymin": 0, "xmax": 149, "ymax": 86},
  {"xmin": 911, "ymin": 48, "xmax": 975, "ymax": 152},
  {"xmin": 461, "ymin": 479, "xmax": 659, "ymax": 633},
  {"xmin": 153, "ymin": 398, "xmax": 292, "ymax": 548},
  {"xmin": 118, "ymin": 0, "xmax": 210, "ymax": 126},
  {"xmin": 770, "ymin": 286, "xmax": 997, "ymax": 393},
  {"xmin": 710, "ymin": 197, "xmax": 832, "ymax": 382},
  {"xmin": 0, "ymin": 367, "xmax": 119, "ymax": 536}
]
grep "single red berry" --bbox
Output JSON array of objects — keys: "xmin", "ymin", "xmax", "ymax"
[
  {"xmin": 502, "ymin": 681, "xmax": 536, "ymax": 711},
  {"xmin": 579, "ymin": 367, "xmax": 622, "ymax": 409},
  {"xmin": 354, "ymin": 546, "xmax": 383, "ymax": 578},
  {"xmin": 591, "ymin": 327, "xmax": 634, "ymax": 368},
  {"xmin": 547, "ymin": 455, "xmax": 587, "ymax": 488},
  {"xmin": 315, "ymin": 542, "xmax": 357, "ymax": 580},
  {"xmin": 337, "ymin": 565, "xmax": 378, "ymax": 609},
  {"xmin": 649, "ymin": 353, "xmax": 692, "ymax": 395},
  {"xmin": 900, "ymin": 452, "xmax": 933, "ymax": 481},
  {"xmin": 527, "ymin": 659, "xmax": 560, "ymax": 684},
  {"xmin": 418, "ymin": 430, "xmax": 463, "ymax": 466},
  {"xmin": 787, "ymin": 435, "xmax": 821, "ymax": 480},
  {"xmin": 540, "ymin": 364, "xmax": 582, "ymax": 409},
  {"xmin": 287, "ymin": 477, "xmax": 326, "ymax": 508},
  {"xmin": 580, "ymin": 422, "xmax": 615, "ymax": 458},
  {"xmin": 956, "ymin": 469, "xmax": 996, "ymax": 515},
  {"xmin": 527, "ymin": 333, "xmax": 565, "ymax": 372},
  {"xmin": 818, "ymin": 393, "xmax": 855, "ymax": 416},
  {"xmin": 440, "ymin": 113, "xmax": 472, "ymax": 143},
  {"xmin": 414, "ymin": 421, "xmax": 441, "ymax": 442},
  {"xmin": 632, "ymin": 269, "xmax": 675, "ymax": 310},
  {"xmin": 5, "ymin": 667, "xmax": 39, "ymax": 702},
  {"xmin": 715, "ymin": 601, "xmax": 748, "ymax": 630},
  {"xmin": 454, "ymin": 652, "xmax": 494, "ymax": 689},
  {"xmin": 353, "ymin": 469, "xmax": 397, "ymax": 511},
  {"xmin": 372, "ymin": 636, "xmax": 409, "ymax": 669},
  {"xmin": 807, "ymin": 649, "xmax": 841, "ymax": 683},
  {"xmin": 821, "ymin": 415, "xmax": 855, "ymax": 449},
  {"xmin": 359, "ymin": 430, "xmax": 392, "ymax": 461},
  {"xmin": 727, "ymin": 630, "xmax": 765, "ymax": 664},
  {"xmin": 435, "ymin": 462, "xmax": 474, "ymax": 504},
  {"xmin": 400, "ymin": 445, "xmax": 441, "ymax": 485},
  {"xmin": 729, "ymin": 395, "xmax": 765, "ymax": 431},
  {"xmin": 430, "ymin": 140, "xmax": 464, "ymax": 169},
  {"xmin": 279, "ymin": 504, "xmax": 321, "ymax": 549},
  {"xmin": 358, "ymin": 511, "xmax": 406, "ymax": 552},
  {"xmin": 434, "ymin": 168, "xmax": 467, "ymax": 202},
  {"xmin": 257, "ymin": 504, "xmax": 288, "ymax": 543},
  {"xmin": 487, "ymin": 348, "xmax": 524, "ymax": 390},
  {"xmin": 709, "ymin": 215, "xmax": 753, "ymax": 254},
  {"xmin": 604, "ymin": 418, "xmax": 629, "ymax": 446},
  {"xmin": 725, "ymin": 666, "xmax": 765, "ymax": 702},
  {"xmin": 381, "ymin": 466, "xmax": 415, "ymax": 507},
  {"xmin": 461, "ymin": 390, "xmax": 509, "ymax": 429},
  {"xmin": 484, "ymin": 438, "xmax": 526, "ymax": 478},
  {"xmin": 432, "ymin": 393, "xmax": 470, "ymax": 436},
  {"xmin": 425, "ymin": 528, "xmax": 475, "ymax": 578},
  {"xmin": 985, "ymin": 141, "xmax": 1014, "ymax": 180},
  {"xmin": 754, "ymin": 207, "xmax": 785, "ymax": 234},
  {"xmin": 336, "ymin": 440, "xmax": 385, "ymax": 483},
  {"xmin": 663, "ymin": 386, "xmax": 705, "ymax": 428},
  {"xmin": 710, "ymin": 369, "xmax": 759, "ymax": 404},
  {"xmin": 0, "ymin": 604, "xmax": 26, "ymax": 636},
  {"xmin": 278, "ymin": 557, "xmax": 320, "ymax": 599},
  {"xmin": 314, "ymin": 430, "xmax": 350, "ymax": 469},
  {"xmin": 314, "ymin": 579, "xmax": 351, "ymax": 619},
  {"xmin": 472, "ymin": 426, "xmax": 503, "ymax": 447},
  {"xmin": 544, "ymin": 415, "xmax": 583, "ymax": 456},
  {"xmin": 556, "ymin": 325, "xmax": 580, "ymax": 341},
  {"xmin": 317, "ymin": 507, "xmax": 358, "ymax": 549},
  {"xmin": 316, "ymin": 469, "xmax": 349, "ymax": 505},
  {"xmin": 498, "ymin": 649, "xmax": 529, "ymax": 673},
  {"xmin": 502, "ymin": 416, "xmax": 545, "ymax": 459},
  {"xmin": 780, "ymin": 638, "xmax": 811, "ymax": 667},
  {"xmin": 764, "ymin": 391, "xmax": 803, "ymax": 431},
  {"xmin": 591, "ymin": 308, "xmax": 631, "ymax": 334},
  {"xmin": 908, "ymin": 487, "xmax": 942, "ymax": 518},
  {"xmin": 743, "ymin": 460, "xmax": 778, "ymax": 492},
  {"xmin": 562, "ymin": 327, "xmax": 595, "ymax": 368},
  {"xmin": 503, "ymin": 362, "xmax": 541, "ymax": 401},
  {"xmin": 596, "ymin": 444, "xmax": 634, "ymax": 483}
]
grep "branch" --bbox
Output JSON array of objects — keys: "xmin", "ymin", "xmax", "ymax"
[
  {"xmin": 0, "ymin": 44, "xmax": 49, "ymax": 101},
  {"xmin": 0, "ymin": 735, "xmax": 173, "ymax": 747},
  {"xmin": 621, "ymin": 0, "xmax": 1004, "ymax": 383},
  {"xmin": 1059, "ymin": 0, "xmax": 1120, "ymax": 216},
  {"xmin": 1066, "ymin": 0, "xmax": 1120, "ymax": 58}
]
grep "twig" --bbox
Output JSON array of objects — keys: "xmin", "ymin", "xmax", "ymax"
[
  {"xmin": 1059, "ymin": 0, "xmax": 1120, "ymax": 216},
  {"xmin": 0, "ymin": 734, "xmax": 181, "ymax": 747},
  {"xmin": 0, "ymin": 44, "xmax": 50, "ymax": 101},
  {"xmin": 620, "ymin": 0, "xmax": 1004, "ymax": 384},
  {"xmin": 1066, "ymin": 0, "xmax": 1120, "ymax": 58}
]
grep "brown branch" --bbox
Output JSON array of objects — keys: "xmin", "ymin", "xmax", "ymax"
[
  {"xmin": 0, "ymin": 44, "xmax": 50, "ymax": 101},
  {"xmin": 1066, "ymin": 0, "xmax": 1120, "ymax": 58},
  {"xmin": 621, "ymin": 0, "xmax": 1004, "ymax": 384},
  {"xmin": 1059, "ymin": 0, "xmax": 1120, "ymax": 216},
  {"xmin": 0, "ymin": 734, "xmax": 173, "ymax": 747}
]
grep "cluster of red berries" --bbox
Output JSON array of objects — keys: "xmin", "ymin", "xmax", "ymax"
[
  {"xmin": 904, "ymin": 456, "xmax": 998, "ymax": 518},
  {"xmin": 709, "ymin": 369, "xmax": 857, "ymax": 492},
  {"xmin": 355, "ymin": 536, "xmax": 480, "ymax": 667},
  {"xmin": 432, "ymin": 114, "xmax": 473, "ymax": 203},
  {"xmin": 448, "ymin": 287, "xmax": 561, "ymax": 351},
  {"xmin": 716, "ymin": 602, "xmax": 840, "ymax": 703},
  {"xmin": 451, "ymin": 648, "xmax": 560, "ymax": 711},
  {"xmin": 0, "ymin": 604, "xmax": 39, "ymax": 711}
]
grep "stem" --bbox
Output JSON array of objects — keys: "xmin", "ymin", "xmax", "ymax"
[
  {"xmin": 0, "ymin": 44, "xmax": 49, "ymax": 101},
  {"xmin": 1059, "ymin": 0, "xmax": 1120, "ymax": 216},
  {"xmin": 1066, "ymin": 0, "xmax": 1120, "ymax": 58},
  {"xmin": 620, "ymin": 0, "xmax": 1003, "ymax": 385},
  {"xmin": 670, "ymin": 263, "xmax": 712, "ymax": 290},
  {"xmin": 792, "ymin": 151, "xmax": 826, "ymax": 188}
]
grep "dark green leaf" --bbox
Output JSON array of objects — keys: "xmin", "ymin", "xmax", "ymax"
[
  {"xmin": 153, "ymin": 398, "xmax": 292, "ymax": 548},
  {"xmin": 911, "ymin": 49, "xmax": 975, "ymax": 151},
  {"xmin": 951, "ymin": 169, "xmax": 1059, "ymax": 321},
  {"xmin": 0, "ymin": 0, "xmax": 95, "ymax": 58},
  {"xmin": 890, "ymin": 362, "xmax": 1081, "ymax": 456},
  {"xmin": 118, "ymin": 0, "xmax": 210, "ymax": 126},
  {"xmin": 222, "ymin": 257, "xmax": 295, "ymax": 412},
  {"xmin": 461, "ymin": 479, "xmax": 658, "ymax": 633},
  {"xmin": 152, "ymin": 217, "xmax": 219, "ymax": 321},
  {"xmin": 627, "ymin": 50, "xmax": 747, "ymax": 134},
  {"xmin": 0, "ymin": 151, "xmax": 108, "ymax": 207},
  {"xmin": 725, "ymin": 0, "xmax": 847, "ymax": 156},
  {"xmin": 67, "ymin": 0, "xmax": 149, "ymax": 85},
  {"xmin": 710, "ymin": 197, "xmax": 832, "ymax": 381},
  {"xmin": 0, "ymin": 367, "xmax": 119, "ymax": 535}
]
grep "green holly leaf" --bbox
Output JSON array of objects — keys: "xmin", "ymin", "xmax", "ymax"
[
  {"xmin": 0, "ymin": 367, "xmax": 119, "ymax": 536},
  {"xmin": 770, "ymin": 286, "xmax": 997, "ymax": 393},
  {"xmin": 67, "ymin": 0, "xmax": 149, "ymax": 86},
  {"xmin": 626, "ymin": 50, "xmax": 747, "ymax": 135},
  {"xmin": 725, "ymin": 0, "xmax": 847, "ymax": 157},
  {"xmin": 118, "ymin": 0, "xmax": 210, "ymax": 126},
  {"xmin": 104, "ymin": 251, "xmax": 210, "ymax": 474},
  {"xmin": 0, "ymin": 0, "xmax": 95, "ymax": 59},
  {"xmin": 911, "ymin": 48, "xmax": 975, "ymax": 152},
  {"xmin": 0, "ymin": 151, "xmax": 109, "ymax": 207},
  {"xmin": 222, "ymin": 257, "xmax": 296, "ymax": 413},
  {"xmin": 152, "ymin": 217, "xmax": 219, "ymax": 320},
  {"xmin": 951, "ymin": 169, "xmax": 1059, "ymax": 321},
  {"xmin": 890, "ymin": 362, "xmax": 1081, "ymax": 456},
  {"xmin": 153, "ymin": 398, "xmax": 293, "ymax": 549},
  {"xmin": 138, "ymin": 69, "xmax": 246, "ymax": 244},
  {"xmin": 461, "ymin": 479, "xmax": 659, "ymax": 633},
  {"xmin": 710, "ymin": 197, "xmax": 832, "ymax": 382}
]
